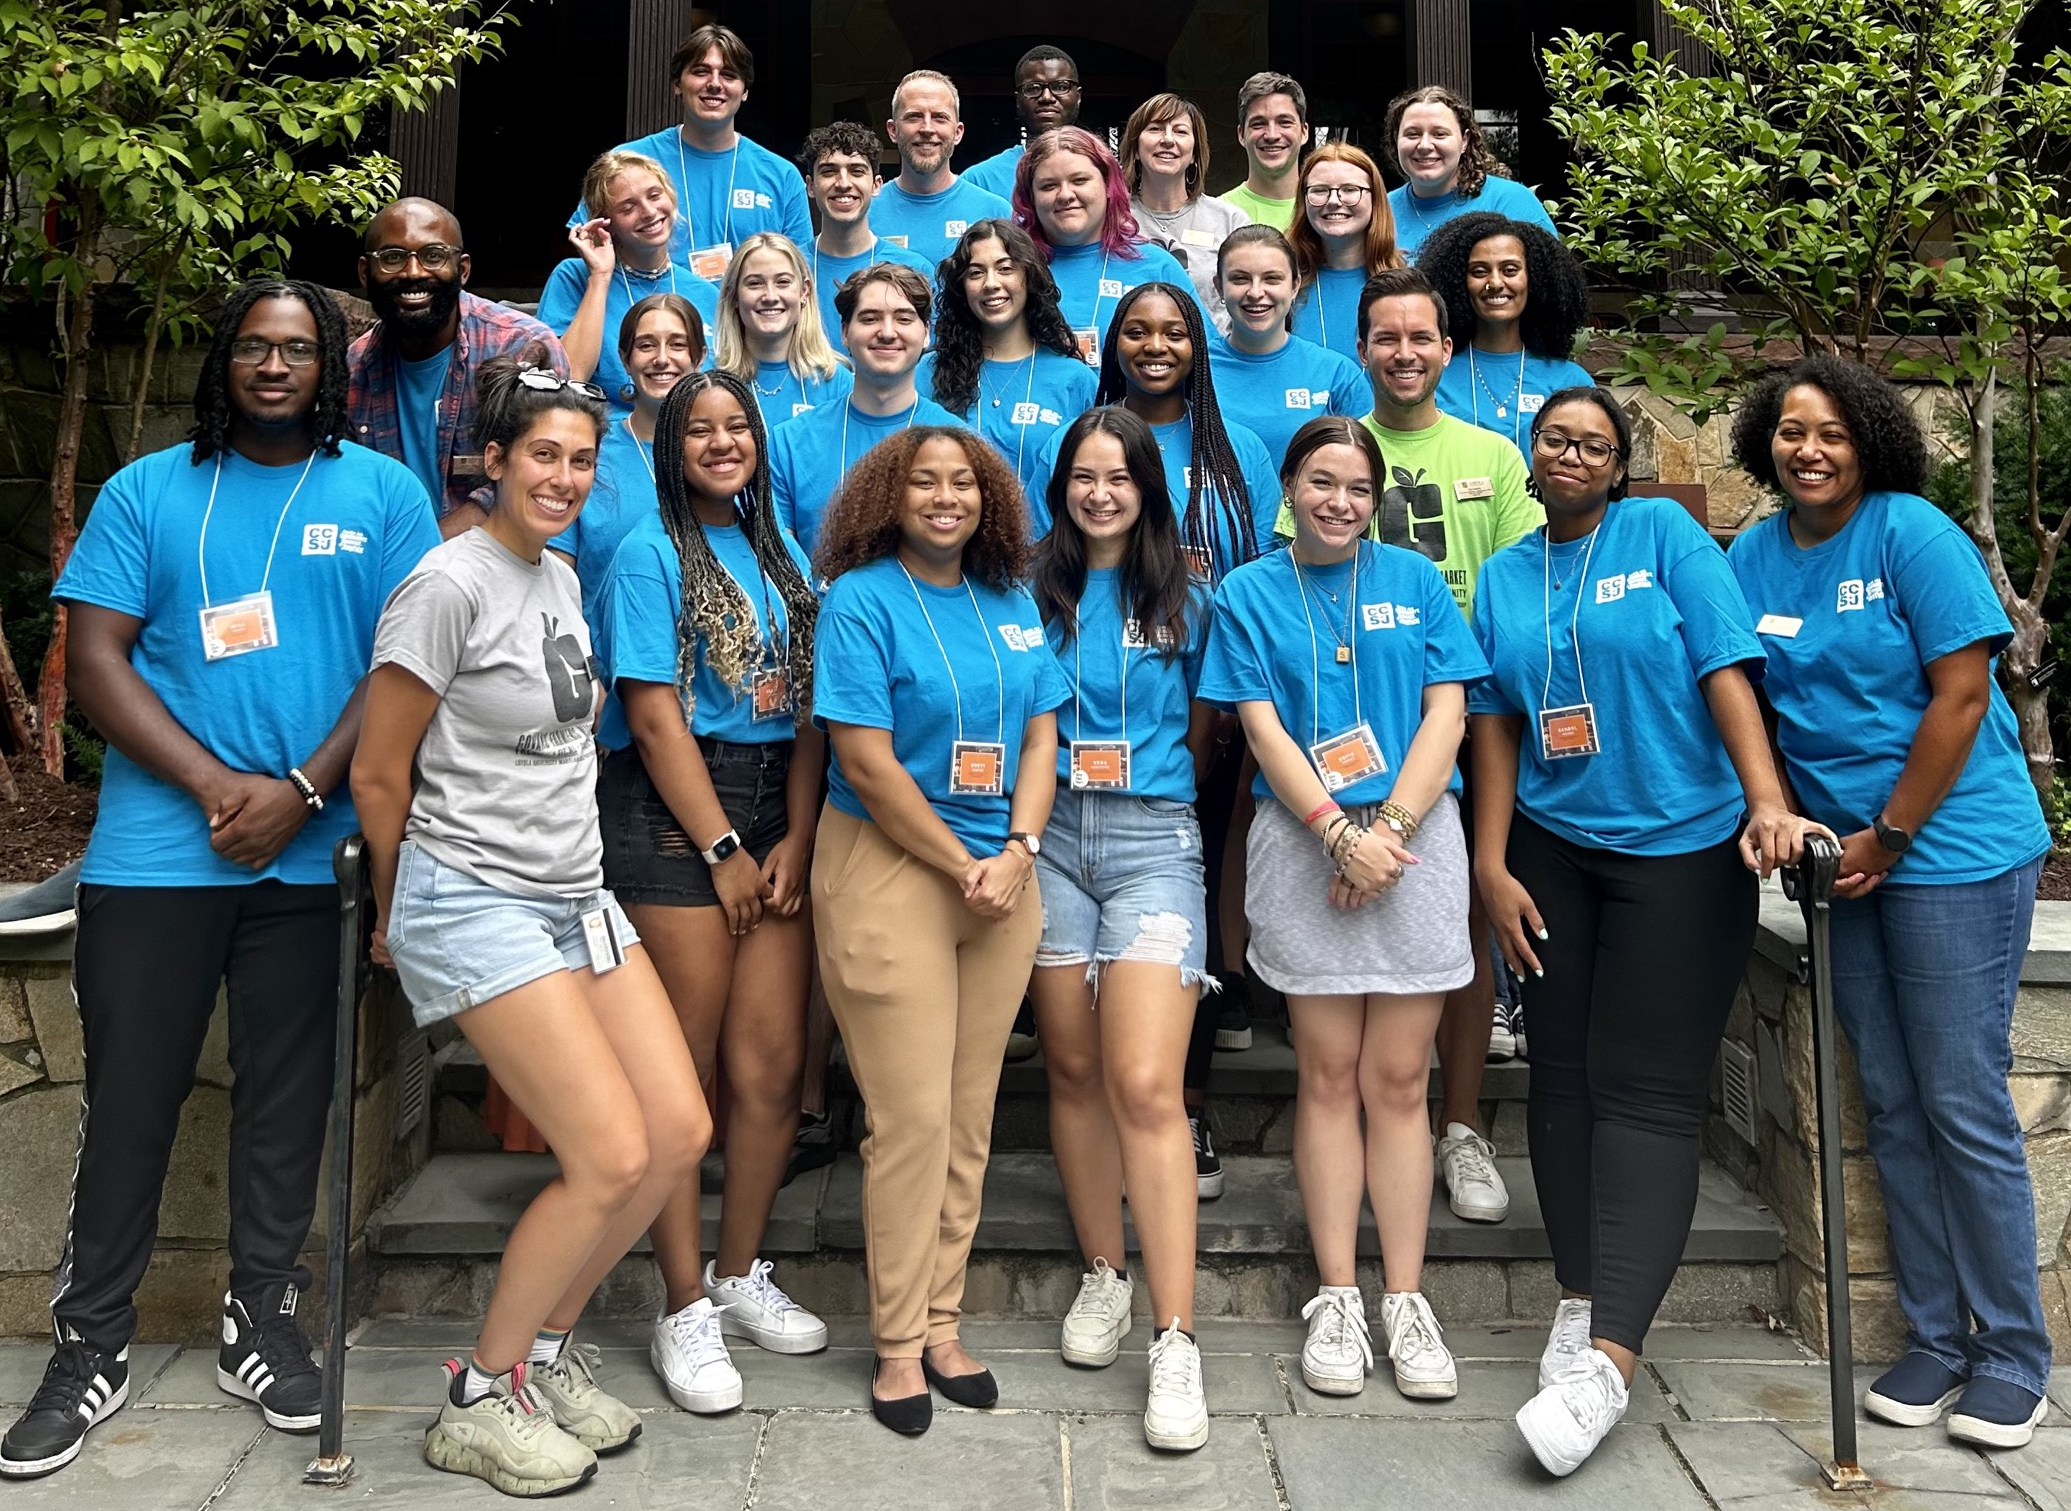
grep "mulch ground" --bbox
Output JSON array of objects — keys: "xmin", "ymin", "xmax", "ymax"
[
  {"xmin": 2040, "ymin": 848, "xmax": 2071, "ymax": 902},
  {"xmin": 0, "ymin": 755, "xmax": 96, "ymax": 883}
]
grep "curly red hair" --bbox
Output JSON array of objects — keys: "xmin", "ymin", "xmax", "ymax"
[{"xmin": 813, "ymin": 427, "xmax": 1033, "ymax": 590}]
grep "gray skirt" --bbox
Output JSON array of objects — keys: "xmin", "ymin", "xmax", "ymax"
[{"xmin": 1244, "ymin": 791, "xmax": 1474, "ymax": 998}]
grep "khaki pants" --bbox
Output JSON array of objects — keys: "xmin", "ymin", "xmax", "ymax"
[{"xmin": 812, "ymin": 808, "xmax": 1042, "ymax": 1357}]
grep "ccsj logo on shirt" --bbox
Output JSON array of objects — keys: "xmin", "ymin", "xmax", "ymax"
[
  {"xmin": 1284, "ymin": 388, "xmax": 1315, "ymax": 409},
  {"xmin": 301, "ymin": 523, "xmax": 338, "ymax": 556},
  {"xmin": 1837, "ymin": 577, "xmax": 1885, "ymax": 612},
  {"xmin": 1362, "ymin": 602, "xmax": 1396, "ymax": 630}
]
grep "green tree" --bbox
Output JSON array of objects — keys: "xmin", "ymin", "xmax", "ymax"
[
  {"xmin": 0, "ymin": 0, "xmax": 510, "ymax": 776},
  {"xmin": 1544, "ymin": 0, "xmax": 2071, "ymax": 798}
]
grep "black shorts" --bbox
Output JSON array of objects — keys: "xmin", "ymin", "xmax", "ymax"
[{"xmin": 598, "ymin": 737, "xmax": 793, "ymax": 907}]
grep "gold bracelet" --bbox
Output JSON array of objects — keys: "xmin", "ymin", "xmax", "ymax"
[{"xmin": 1376, "ymin": 800, "xmax": 1420, "ymax": 841}]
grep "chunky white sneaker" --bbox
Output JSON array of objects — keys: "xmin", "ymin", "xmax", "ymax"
[
  {"xmin": 1143, "ymin": 1322, "xmax": 1209, "ymax": 1452},
  {"xmin": 1299, "ymin": 1287, "xmax": 1373, "ymax": 1396},
  {"xmin": 531, "ymin": 1342, "xmax": 641, "ymax": 1453},
  {"xmin": 1517, "ymin": 1346, "xmax": 1629, "ymax": 1477},
  {"xmin": 706, "ymin": 1259, "xmax": 829, "ymax": 1354},
  {"xmin": 423, "ymin": 1362, "xmax": 597, "ymax": 1496},
  {"xmin": 650, "ymin": 1297, "xmax": 743, "ymax": 1413},
  {"xmin": 1436, "ymin": 1122, "xmax": 1510, "ymax": 1223},
  {"xmin": 1538, "ymin": 1297, "xmax": 1594, "ymax": 1390},
  {"xmin": 1060, "ymin": 1258, "xmax": 1134, "ymax": 1367},
  {"xmin": 1380, "ymin": 1291, "xmax": 1457, "ymax": 1400}
]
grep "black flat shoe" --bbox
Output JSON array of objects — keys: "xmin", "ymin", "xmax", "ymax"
[
  {"xmin": 922, "ymin": 1355, "xmax": 999, "ymax": 1409},
  {"xmin": 871, "ymin": 1358, "xmax": 932, "ymax": 1435}
]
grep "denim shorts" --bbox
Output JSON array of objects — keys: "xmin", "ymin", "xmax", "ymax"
[
  {"xmin": 598, "ymin": 738, "xmax": 793, "ymax": 907},
  {"xmin": 388, "ymin": 840, "xmax": 639, "ymax": 1027},
  {"xmin": 1032, "ymin": 788, "xmax": 1210, "ymax": 989}
]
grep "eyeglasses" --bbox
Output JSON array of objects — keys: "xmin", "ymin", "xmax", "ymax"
[
  {"xmin": 517, "ymin": 367, "xmax": 606, "ymax": 401},
  {"xmin": 1533, "ymin": 430, "xmax": 1622, "ymax": 466},
  {"xmin": 1017, "ymin": 80, "xmax": 1081, "ymax": 100},
  {"xmin": 1305, "ymin": 184, "xmax": 1372, "ymax": 204},
  {"xmin": 229, "ymin": 338, "xmax": 321, "ymax": 367},
  {"xmin": 367, "ymin": 243, "xmax": 462, "ymax": 273}
]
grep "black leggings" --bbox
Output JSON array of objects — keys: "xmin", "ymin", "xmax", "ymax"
[
  {"xmin": 1184, "ymin": 732, "xmax": 1246, "ymax": 1093},
  {"xmin": 1509, "ymin": 814, "xmax": 1756, "ymax": 1353}
]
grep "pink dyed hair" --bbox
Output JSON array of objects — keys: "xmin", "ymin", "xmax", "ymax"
[{"xmin": 1014, "ymin": 126, "xmax": 1143, "ymax": 261}]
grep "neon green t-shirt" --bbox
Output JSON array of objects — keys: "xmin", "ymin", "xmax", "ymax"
[
  {"xmin": 1274, "ymin": 411, "xmax": 1541, "ymax": 618},
  {"xmin": 1222, "ymin": 182, "xmax": 1300, "ymax": 234}
]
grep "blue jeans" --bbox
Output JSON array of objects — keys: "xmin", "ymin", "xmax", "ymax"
[{"xmin": 1828, "ymin": 856, "xmax": 2050, "ymax": 1396}]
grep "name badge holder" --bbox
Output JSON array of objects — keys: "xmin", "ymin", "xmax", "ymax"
[
  {"xmin": 750, "ymin": 668, "xmax": 792, "ymax": 722},
  {"xmin": 690, "ymin": 243, "xmax": 735, "ymax": 281},
  {"xmin": 1294, "ymin": 545, "xmax": 1384, "ymax": 794},
  {"xmin": 951, "ymin": 740, "xmax": 1006, "ymax": 796},
  {"xmin": 1067, "ymin": 616, "xmax": 1139, "ymax": 792},
  {"xmin": 1073, "ymin": 328, "xmax": 1100, "ymax": 367},
  {"xmin": 581, "ymin": 906, "xmax": 626, "ymax": 975},
  {"xmin": 714, "ymin": 539, "xmax": 793, "ymax": 725},
  {"xmin": 1538, "ymin": 525, "xmax": 1605, "ymax": 763},
  {"xmin": 902, "ymin": 563, "xmax": 1010, "ymax": 805},
  {"xmin": 195, "ymin": 451, "xmax": 318, "ymax": 662},
  {"xmin": 1539, "ymin": 704, "xmax": 1600, "ymax": 760},
  {"xmin": 1310, "ymin": 723, "xmax": 1386, "ymax": 791},
  {"xmin": 1179, "ymin": 543, "xmax": 1212, "ymax": 581}
]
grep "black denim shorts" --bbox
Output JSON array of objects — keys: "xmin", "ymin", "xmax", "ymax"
[{"xmin": 598, "ymin": 738, "xmax": 793, "ymax": 907}]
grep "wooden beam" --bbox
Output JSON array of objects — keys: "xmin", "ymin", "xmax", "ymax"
[
  {"xmin": 389, "ymin": 80, "xmax": 461, "ymax": 208},
  {"xmin": 1410, "ymin": 0, "xmax": 1472, "ymax": 94},
  {"xmin": 627, "ymin": 0, "xmax": 700, "ymax": 139},
  {"xmin": 1647, "ymin": 1, "xmax": 1714, "ymax": 75}
]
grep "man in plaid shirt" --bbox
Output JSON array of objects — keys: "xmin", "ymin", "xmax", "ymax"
[{"xmin": 348, "ymin": 198, "xmax": 568, "ymax": 537}]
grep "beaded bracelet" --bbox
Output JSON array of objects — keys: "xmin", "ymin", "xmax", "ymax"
[{"xmin": 286, "ymin": 767, "xmax": 324, "ymax": 813}]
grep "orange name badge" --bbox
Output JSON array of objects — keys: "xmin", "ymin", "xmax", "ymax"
[
  {"xmin": 1069, "ymin": 740, "xmax": 1131, "ymax": 791},
  {"xmin": 951, "ymin": 739, "xmax": 1006, "ymax": 796},
  {"xmin": 690, "ymin": 243, "xmax": 735, "ymax": 281},
  {"xmin": 1074, "ymin": 328, "xmax": 1099, "ymax": 366},
  {"xmin": 1179, "ymin": 544, "xmax": 1212, "ymax": 580},
  {"xmin": 749, "ymin": 668, "xmax": 792, "ymax": 722},
  {"xmin": 198, "ymin": 591, "xmax": 279, "ymax": 661},
  {"xmin": 1308, "ymin": 723, "xmax": 1386, "ymax": 792},
  {"xmin": 1539, "ymin": 702, "xmax": 1601, "ymax": 760}
]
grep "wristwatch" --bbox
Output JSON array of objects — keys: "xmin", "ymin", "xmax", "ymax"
[
  {"xmin": 1872, "ymin": 816, "xmax": 1912, "ymax": 855},
  {"xmin": 1007, "ymin": 831, "xmax": 1042, "ymax": 859},
  {"xmin": 700, "ymin": 830, "xmax": 743, "ymax": 866}
]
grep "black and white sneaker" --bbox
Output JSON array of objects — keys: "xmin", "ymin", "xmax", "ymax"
[
  {"xmin": 1213, "ymin": 976, "xmax": 1253, "ymax": 1051},
  {"xmin": 0, "ymin": 1335, "xmax": 128, "ymax": 1478},
  {"xmin": 217, "ymin": 1283, "xmax": 322, "ymax": 1432},
  {"xmin": 1486, "ymin": 998, "xmax": 1519, "ymax": 1062},
  {"xmin": 1191, "ymin": 1115, "xmax": 1225, "ymax": 1201}
]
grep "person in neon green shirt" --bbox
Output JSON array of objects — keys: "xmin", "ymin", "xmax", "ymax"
[{"xmin": 1222, "ymin": 72, "xmax": 1310, "ymax": 234}]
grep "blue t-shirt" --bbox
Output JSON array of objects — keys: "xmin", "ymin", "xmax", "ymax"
[
  {"xmin": 53, "ymin": 441, "xmax": 440, "ymax": 886},
  {"xmin": 810, "ymin": 238, "xmax": 938, "ymax": 357},
  {"xmin": 962, "ymin": 143, "xmax": 1023, "ymax": 202},
  {"xmin": 1290, "ymin": 266, "xmax": 1373, "ymax": 362},
  {"xmin": 394, "ymin": 350, "xmax": 448, "ymax": 506},
  {"xmin": 813, "ymin": 556, "xmax": 1071, "ymax": 856},
  {"xmin": 919, "ymin": 348, "xmax": 1098, "ymax": 490},
  {"xmin": 1435, "ymin": 347, "xmax": 1595, "ymax": 462},
  {"xmin": 565, "ymin": 127, "xmax": 812, "ymax": 263},
  {"xmin": 595, "ymin": 511, "xmax": 815, "ymax": 750},
  {"xmin": 1729, "ymin": 491, "xmax": 2050, "ymax": 884},
  {"xmin": 546, "ymin": 415, "xmax": 658, "ymax": 621},
  {"xmin": 1207, "ymin": 332, "xmax": 1368, "ymax": 465},
  {"xmin": 1047, "ymin": 570, "xmax": 1211, "ymax": 803},
  {"xmin": 1392, "ymin": 175, "xmax": 1559, "ymax": 261},
  {"xmin": 1045, "ymin": 239, "xmax": 1203, "ymax": 366},
  {"xmin": 1025, "ymin": 410, "xmax": 1282, "ymax": 579},
  {"xmin": 1199, "ymin": 541, "xmax": 1488, "ymax": 807},
  {"xmin": 747, "ymin": 359, "xmax": 853, "ymax": 433},
  {"xmin": 1470, "ymin": 498, "xmax": 1763, "ymax": 855},
  {"xmin": 870, "ymin": 177, "xmax": 1012, "ymax": 267},
  {"xmin": 770, "ymin": 395, "xmax": 964, "ymax": 559},
  {"xmin": 535, "ymin": 258, "xmax": 720, "ymax": 410}
]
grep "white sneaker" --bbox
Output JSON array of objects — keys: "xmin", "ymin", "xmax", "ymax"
[
  {"xmin": 1143, "ymin": 1321, "xmax": 1208, "ymax": 1452},
  {"xmin": 1436, "ymin": 1122, "xmax": 1510, "ymax": 1222},
  {"xmin": 1298, "ymin": 1287, "xmax": 1372, "ymax": 1396},
  {"xmin": 1517, "ymin": 1346, "xmax": 1629, "ymax": 1477},
  {"xmin": 649, "ymin": 1297, "xmax": 743, "ymax": 1413},
  {"xmin": 706, "ymin": 1259, "xmax": 829, "ymax": 1354},
  {"xmin": 423, "ymin": 1363, "xmax": 596, "ymax": 1496},
  {"xmin": 1380, "ymin": 1291, "xmax": 1457, "ymax": 1400},
  {"xmin": 1539, "ymin": 1297, "xmax": 1594, "ymax": 1390},
  {"xmin": 1060, "ymin": 1257, "xmax": 1134, "ymax": 1367}
]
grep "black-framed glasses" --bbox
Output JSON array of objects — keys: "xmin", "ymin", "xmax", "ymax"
[
  {"xmin": 229, "ymin": 338, "xmax": 321, "ymax": 366},
  {"xmin": 368, "ymin": 243, "xmax": 462, "ymax": 273},
  {"xmin": 1533, "ymin": 430, "xmax": 1622, "ymax": 466},
  {"xmin": 1304, "ymin": 184, "xmax": 1372, "ymax": 204},
  {"xmin": 517, "ymin": 367, "xmax": 606, "ymax": 401},
  {"xmin": 1017, "ymin": 79, "xmax": 1081, "ymax": 100}
]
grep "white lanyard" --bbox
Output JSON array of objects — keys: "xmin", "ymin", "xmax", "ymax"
[
  {"xmin": 676, "ymin": 134, "xmax": 743, "ymax": 248},
  {"xmin": 811, "ymin": 236, "xmax": 883, "ymax": 309},
  {"xmin": 899, "ymin": 562, "xmax": 1005, "ymax": 745},
  {"xmin": 1070, "ymin": 594, "xmax": 1130, "ymax": 749},
  {"xmin": 982, "ymin": 354, "xmax": 1040, "ymax": 476},
  {"xmin": 197, "ymin": 452, "xmax": 318, "ymax": 608},
  {"xmin": 1470, "ymin": 346, "xmax": 1526, "ymax": 449},
  {"xmin": 1540, "ymin": 525, "xmax": 1601, "ymax": 710},
  {"xmin": 709, "ymin": 523, "xmax": 782, "ymax": 671},
  {"xmin": 839, "ymin": 397, "xmax": 921, "ymax": 472},
  {"xmin": 1086, "ymin": 250, "xmax": 1114, "ymax": 335},
  {"xmin": 1292, "ymin": 544, "xmax": 1363, "ymax": 746},
  {"xmin": 621, "ymin": 414, "xmax": 656, "ymax": 483}
]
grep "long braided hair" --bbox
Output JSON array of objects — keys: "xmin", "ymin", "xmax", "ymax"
[
  {"xmin": 189, "ymin": 279, "xmax": 351, "ymax": 463},
  {"xmin": 1093, "ymin": 281, "xmax": 1256, "ymax": 578},
  {"xmin": 651, "ymin": 369, "xmax": 818, "ymax": 724},
  {"xmin": 929, "ymin": 220, "xmax": 1081, "ymax": 417}
]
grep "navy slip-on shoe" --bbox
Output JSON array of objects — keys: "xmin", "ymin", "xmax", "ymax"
[
  {"xmin": 1947, "ymin": 1376, "xmax": 2048, "ymax": 1449},
  {"xmin": 1864, "ymin": 1352, "xmax": 1968, "ymax": 1428}
]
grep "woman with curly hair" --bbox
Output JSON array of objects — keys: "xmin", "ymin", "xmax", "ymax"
[
  {"xmin": 920, "ymin": 219, "xmax": 1098, "ymax": 487},
  {"xmin": 810, "ymin": 426, "xmax": 1069, "ymax": 1435},
  {"xmin": 1287, "ymin": 143, "xmax": 1404, "ymax": 361},
  {"xmin": 1014, "ymin": 125, "xmax": 1202, "ymax": 367},
  {"xmin": 713, "ymin": 231, "xmax": 851, "ymax": 429},
  {"xmin": 592, "ymin": 367, "xmax": 829, "ymax": 1415},
  {"xmin": 1728, "ymin": 355, "xmax": 2055, "ymax": 1451},
  {"xmin": 1386, "ymin": 87, "xmax": 1557, "ymax": 259}
]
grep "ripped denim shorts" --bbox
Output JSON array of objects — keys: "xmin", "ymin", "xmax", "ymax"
[{"xmin": 1031, "ymin": 787, "xmax": 1210, "ymax": 991}]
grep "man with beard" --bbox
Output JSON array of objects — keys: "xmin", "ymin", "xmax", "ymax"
[
  {"xmin": 868, "ymin": 71, "xmax": 1010, "ymax": 267},
  {"xmin": 962, "ymin": 46, "xmax": 1082, "ymax": 203},
  {"xmin": 348, "ymin": 198, "xmax": 566, "ymax": 536}
]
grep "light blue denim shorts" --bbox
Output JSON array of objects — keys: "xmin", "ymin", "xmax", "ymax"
[
  {"xmin": 387, "ymin": 840, "xmax": 639, "ymax": 1027},
  {"xmin": 1032, "ymin": 788, "xmax": 1210, "ymax": 990}
]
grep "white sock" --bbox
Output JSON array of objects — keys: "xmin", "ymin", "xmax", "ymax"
[{"xmin": 527, "ymin": 1327, "xmax": 570, "ymax": 1365}]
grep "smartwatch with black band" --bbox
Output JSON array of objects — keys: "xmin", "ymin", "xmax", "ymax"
[
  {"xmin": 1873, "ymin": 815, "xmax": 1912, "ymax": 855},
  {"xmin": 701, "ymin": 829, "xmax": 743, "ymax": 866}
]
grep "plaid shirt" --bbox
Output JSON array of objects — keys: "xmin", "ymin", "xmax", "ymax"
[{"xmin": 346, "ymin": 292, "xmax": 567, "ymax": 518}]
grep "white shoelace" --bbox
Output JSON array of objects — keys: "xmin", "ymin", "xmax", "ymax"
[
  {"xmin": 1301, "ymin": 1292, "xmax": 1374, "ymax": 1370},
  {"xmin": 728, "ymin": 1259, "xmax": 801, "ymax": 1317},
  {"xmin": 1445, "ymin": 1131, "xmax": 1498, "ymax": 1187},
  {"xmin": 1147, "ymin": 1322, "xmax": 1201, "ymax": 1396},
  {"xmin": 543, "ymin": 1342, "xmax": 603, "ymax": 1396},
  {"xmin": 1074, "ymin": 1258, "xmax": 1123, "ymax": 1311},
  {"xmin": 1548, "ymin": 1301, "xmax": 1593, "ymax": 1363},
  {"xmin": 1389, "ymin": 1296, "xmax": 1448, "ymax": 1370},
  {"xmin": 1556, "ymin": 1352, "xmax": 1625, "ymax": 1433},
  {"xmin": 668, "ymin": 1303, "xmax": 734, "ymax": 1368}
]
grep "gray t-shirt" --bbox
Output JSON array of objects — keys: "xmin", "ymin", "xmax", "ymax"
[
  {"xmin": 1131, "ymin": 193, "xmax": 1252, "ymax": 330},
  {"xmin": 372, "ymin": 528, "xmax": 603, "ymax": 898}
]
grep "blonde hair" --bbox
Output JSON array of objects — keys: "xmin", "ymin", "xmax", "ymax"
[
  {"xmin": 581, "ymin": 150, "xmax": 676, "ymax": 225},
  {"xmin": 713, "ymin": 232, "xmax": 842, "ymax": 385},
  {"xmin": 891, "ymin": 68, "xmax": 960, "ymax": 117}
]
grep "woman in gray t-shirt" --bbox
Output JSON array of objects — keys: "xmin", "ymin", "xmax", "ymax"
[
  {"xmin": 1121, "ymin": 93, "xmax": 1252, "ymax": 330},
  {"xmin": 352, "ymin": 350, "xmax": 709, "ymax": 1498}
]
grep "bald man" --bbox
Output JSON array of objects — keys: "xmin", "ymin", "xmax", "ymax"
[{"xmin": 346, "ymin": 197, "xmax": 568, "ymax": 534}]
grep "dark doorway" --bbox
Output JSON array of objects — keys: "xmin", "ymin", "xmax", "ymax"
[{"xmin": 920, "ymin": 35, "xmax": 1166, "ymax": 170}]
